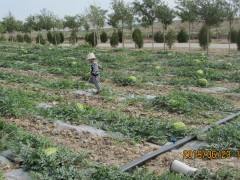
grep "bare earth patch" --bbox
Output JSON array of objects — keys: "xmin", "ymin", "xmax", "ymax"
[{"xmin": 4, "ymin": 117, "xmax": 157, "ymax": 167}]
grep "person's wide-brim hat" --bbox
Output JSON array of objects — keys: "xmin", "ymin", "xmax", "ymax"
[{"xmin": 87, "ymin": 53, "xmax": 96, "ymax": 60}]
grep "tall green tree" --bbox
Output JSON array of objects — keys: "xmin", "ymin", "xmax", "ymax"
[
  {"xmin": 29, "ymin": 9, "xmax": 55, "ymax": 44},
  {"xmin": 108, "ymin": 14, "xmax": 119, "ymax": 29},
  {"xmin": 2, "ymin": 12, "xmax": 19, "ymax": 34},
  {"xmin": 0, "ymin": 22, "xmax": 6, "ymax": 34},
  {"xmin": 80, "ymin": 16, "xmax": 90, "ymax": 32},
  {"xmin": 176, "ymin": 0, "xmax": 198, "ymax": 52},
  {"xmin": 85, "ymin": 5, "xmax": 108, "ymax": 47},
  {"xmin": 21, "ymin": 22, "xmax": 32, "ymax": 33},
  {"xmin": 109, "ymin": 0, "xmax": 134, "ymax": 47},
  {"xmin": 53, "ymin": 18, "xmax": 63, "ymax": 30},
  {"xmin": 26, "ymin": 15, "xmax": 39, "ymax": 31},
  {"xmin": 16, "ymin": 20, "xmax": 23, "ymax": 32},
  {"xmin": 84, "ymin": 22, "xmax": 90, "ymax": 32},
  {"xmin": 196, "ymin": 0, "xmax": 227, "ymax": 54},
  {"xmin": 25, "ymin": 15, "xmax": 43, "ymax": 43},
  {"xmin": 225, "ymin": 0, "xmax": 240, "ymax": 53},
  {"xmin": 38, "ymin": 9, "xmax": 55, "ymax": 30},
  {"xmin": 156, "ymin": 4, "xmax": 175, "ymax": 51},
  {"xmin": 133, "ymin": 0, "xmax": 163, "ymax": 49},
  {"xmin": 52, "ymin": 17, "xmax": 64, "ymax": 45},
  {"xmin": 63, "ymin": 15, "xmax": 81, "ymax": 31}
]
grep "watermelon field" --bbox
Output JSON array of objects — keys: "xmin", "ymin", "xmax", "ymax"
[{"xmin": 0, "ymin": 42, "xmax": 240, "ymax": 179}]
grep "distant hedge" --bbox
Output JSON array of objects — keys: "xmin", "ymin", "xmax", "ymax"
[{"xmin": 177, "ymin": 29, "xmax": 189, "ymax": 43}]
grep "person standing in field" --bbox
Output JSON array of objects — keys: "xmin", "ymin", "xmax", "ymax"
[{"xmin": 87, "ymin": 53, "xmax": 102, "ymax": 94}]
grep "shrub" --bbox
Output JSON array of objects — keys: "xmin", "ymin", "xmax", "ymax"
[
  {"xmin": 8, "ymin": 36, "xmax": 15, "ymax": 42},
  {"xmin": 60, "ymin": 32, "xmax": 64, "ymax": 43},
  {"xmin": 237, "ymin": 29, "xmax": 240, "ymax": 51},
  {"xmin": 132, "ymin": 28, "xmax": 143, "ymax": 48},
  {"xmin": 118, "ymin": 29, "xmax": 123, "ymax": 43},
  {"xmin": 166, "ymin": 30, "xmax": 176, "ymax": 49},
  {"xmin": 198, "ymin": 25, "xmax": 211, "ymax": 50},
  {"xmin": 0, "ymin": 34, "xmax": 6, "ymax": 41},
  {"xmin": 84, "ymin": 33, "xmax": 89, "ymax": 43},
  {"xmin": 69, "ymin": 30, "xmax": 78, "ymax": 45},
  {"xmin": 36, "ymin": 34, "xmax": 46, "ymax": 45},
  {"xmin": 52, "ymin": 31, "xmax": 61, "ymax": 45},
  {"xmin": 47, "ymin": 31, "xmax": 64, "ymax": 45},
  {"xmin": 47, "ymin": 31, "xmax": 53, "ymax": 43},
  {"xmin": 85, "ymin": 32, "xmax": 97, "ymax": 47},
  {"xmin": 228, "ymin": 28, "xmax": 237, "ymax": 43},
  {"xmin": 23, "ymin": 34, "xmax": 32, "ymax": 43},
  {"xmin": 177, "ymin": 29, "xmax": 189, "ymax": 43},
  {"xmin": 100, "ymin": 31, "xmax": 108, "ymax": 43},
  {"xmin": 16, "ymin": 34, "xmax": 24, "ymax": 42},
  {"xmin": 110, "ymin": 30, "xmax": 119, "ymax": 48},
  {"xmin": 154, "ymin": 31, "xmax": 164, "ymax": 43}
]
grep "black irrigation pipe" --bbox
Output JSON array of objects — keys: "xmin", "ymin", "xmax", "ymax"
[{"xmin": 121, "ymin": 111, "xmax": 240, "ymax": 172}]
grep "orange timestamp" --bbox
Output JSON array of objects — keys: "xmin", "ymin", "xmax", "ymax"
[{"xmin": 183, "ymin": 150, "xmax": 234, "ymax": 159}]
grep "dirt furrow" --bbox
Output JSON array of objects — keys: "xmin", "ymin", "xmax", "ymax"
[{"xmin": 4, "ymin": 117, "xmax": 157, "ymax": 168}]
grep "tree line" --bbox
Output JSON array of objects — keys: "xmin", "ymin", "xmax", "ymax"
[{"xmin": 0, "ymin": 0, "xmax": 240, "ymax": 53}]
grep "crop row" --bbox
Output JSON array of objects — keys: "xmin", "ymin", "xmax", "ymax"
[
  {"xmin": 1, "ymin": 43, "xmax": 240, "ymax": 89},
  {"xmin": 0, "ymin": 86, "xmax": 188, "ymax": 144}
]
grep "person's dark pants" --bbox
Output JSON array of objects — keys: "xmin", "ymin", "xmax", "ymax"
[{"xmin": 88, "ymin": 75, "xmax": 101, "ymax": 92}]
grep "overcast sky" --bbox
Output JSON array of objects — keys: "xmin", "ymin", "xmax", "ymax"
[{"xmin": 0, "ymin": 0, "xmax": 176, "ymax": 21}]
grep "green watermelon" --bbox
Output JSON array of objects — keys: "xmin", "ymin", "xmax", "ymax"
[
  {"xmin": 76, "ymin": 103, "xmax": 84, "ymax": 110},
  {"xmin": 226, "ymin": 63, "xmax": 232, "ymax": 67},
  {"xmin": 173, "ymin": 122, "xmax": 186, "ymax": 130},
  {"xmin": 198, "ymin": 78, "xmax": 208, "ymax": 87},
  {"xmin": 72, "ymin": 61, "xmax": 77, "ymax": 65},
  {"xmin": 43, "ymin": 147, "xmax": 57, "ymax": 156},
  {"xmin": 128, "ymin": 76, "xmax": 137, "ymax": 82},
  {"xmin": 196, "ymin": 70, "xmax": 204, "ymax": 76},
  {"xmin": 194, "ymin": 59, "xmax": 201, "ymax": 64},
  {"xmin": 85, "ymin": 72, "xmax": 91, "ymax": 78}
]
